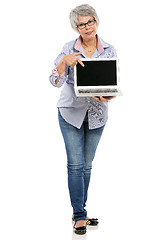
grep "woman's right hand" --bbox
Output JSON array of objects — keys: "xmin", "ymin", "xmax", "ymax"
[
  {"xmin": 63, "ymin": 51, "xmax": 84, "ymax": 67},
  {"xmin": 55, "ymin": 51, "xmax": 84, "ymax": 84}
]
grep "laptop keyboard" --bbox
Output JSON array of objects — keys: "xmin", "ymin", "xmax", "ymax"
[{"xmin": 78, "ymin": 89, "xmax": 118, "ymax": 93}]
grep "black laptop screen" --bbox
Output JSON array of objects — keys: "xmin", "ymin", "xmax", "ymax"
[{"xmin": 76, "ymin": 60, "xmax": 117, "ymax": 86}]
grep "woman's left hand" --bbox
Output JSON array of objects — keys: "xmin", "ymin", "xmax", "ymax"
[{"xmin": 92, "ymin": 95, "xmax": 116, "ymax": 102}]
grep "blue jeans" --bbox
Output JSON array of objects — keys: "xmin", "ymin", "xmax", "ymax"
[{"xmin": 58, "ymin": 110, "xmax": 105, "ymax": 222}]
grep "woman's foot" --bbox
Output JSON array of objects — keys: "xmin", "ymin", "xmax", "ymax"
[
  {"xmin": 73, "ymin": 220, "xmax": 86, "ymax": 235},
  {"xmin": 75, "ymin": 220, "xmax": 86, "ymax": 228},
  {"xmin": 72, "ymin": 215, "xmax": 99, "ymax": 226}
]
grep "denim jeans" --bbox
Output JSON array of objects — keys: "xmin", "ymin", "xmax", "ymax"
[{"xmin": 58, "ymin": 110, "xmax": 105, "ymax": 222}]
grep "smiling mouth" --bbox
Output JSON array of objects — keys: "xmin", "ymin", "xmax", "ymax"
[{"xmin": 86, "ymin": 31, "xmax": 93, "ymax": 35}]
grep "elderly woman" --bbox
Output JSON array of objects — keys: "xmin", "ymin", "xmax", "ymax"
[{"xmin": 49, "ymin": 4, "xmax": 117, "ymax": 235}]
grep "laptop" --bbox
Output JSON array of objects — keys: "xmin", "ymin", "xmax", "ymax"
[{"xmin": 74, "ymin": 58, "xmax": 122, "ymax": 97}]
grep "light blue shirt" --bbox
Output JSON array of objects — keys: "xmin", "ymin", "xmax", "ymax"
[{"xmin": 49, "ymin": 35, "xmax": 117, "ymax": 129}]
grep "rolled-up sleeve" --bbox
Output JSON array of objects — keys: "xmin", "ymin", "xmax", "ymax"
[{"xmin": 49, "ymin": 44, "xmax": 69, "ymax": 88}]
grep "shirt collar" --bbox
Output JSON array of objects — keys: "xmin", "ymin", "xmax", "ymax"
[{"xmin": 74, "ymin": 34, "xmax": 109, "ymax": 54}]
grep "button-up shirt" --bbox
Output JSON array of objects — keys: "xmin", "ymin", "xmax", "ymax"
[{"xmin": 49, "ymin": 35, "xmax": 117, "ymax": 129}]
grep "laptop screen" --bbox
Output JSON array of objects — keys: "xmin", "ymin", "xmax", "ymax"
[{"xmin": 76, "ymin": 59, "xmax": 117, "ymax": 86}]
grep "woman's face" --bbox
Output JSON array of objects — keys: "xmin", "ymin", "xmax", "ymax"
[{"xmin": 77, "ymin": 15, "xmax": 97, "ymax": 41}]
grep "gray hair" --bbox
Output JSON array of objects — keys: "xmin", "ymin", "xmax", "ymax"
[{"xmin": 69, "ymin": 4, "xmax": 100, "ymax": 33}]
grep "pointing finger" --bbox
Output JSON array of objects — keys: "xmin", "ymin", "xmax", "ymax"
[{"xmin": 77, "ymin": 58, "xmax": 85, "ymax": 67}]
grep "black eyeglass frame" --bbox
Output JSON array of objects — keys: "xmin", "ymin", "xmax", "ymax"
[{"xmin": 76, "ymin": 17, "xmax": 96, "ymax": 30}]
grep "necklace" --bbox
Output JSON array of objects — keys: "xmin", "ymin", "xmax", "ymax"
[
  {"xmin": 82, "ymin": 43, "xmax": 96, "ymax": 53},
  {"xmin": 84, "ymin": 48, "xmax": 95, "ymax": 52}
]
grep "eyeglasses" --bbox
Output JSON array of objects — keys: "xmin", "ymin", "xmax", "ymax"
[{"xmin": 76, "ymin": 18, "xmax": 96, "ymax": 30}]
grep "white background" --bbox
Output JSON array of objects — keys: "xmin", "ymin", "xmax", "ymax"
[{"xmin": 0, "ymin": 0, "xmax": 160, "ymax": 239}]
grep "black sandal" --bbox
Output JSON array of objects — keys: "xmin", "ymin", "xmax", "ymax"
[
  {"xmin": 73, "ymin": 223, "xmax": 87, "ymax": 235},
  {"xmin": 86, "ymin": 218, "xmax": 99, "ymax": 226}
]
